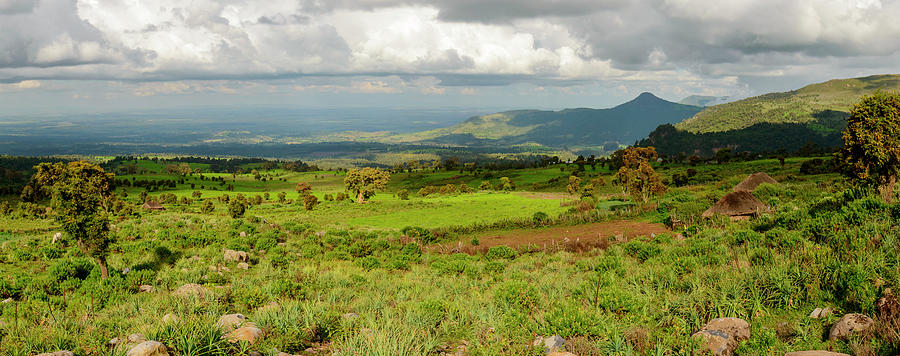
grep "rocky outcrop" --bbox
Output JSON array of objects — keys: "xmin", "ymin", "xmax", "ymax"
[{"xmin": 692, "ymin": 317, "xmax": 750, "ymax": 356}]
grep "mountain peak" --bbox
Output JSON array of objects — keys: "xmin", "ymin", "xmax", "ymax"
[{"xmin": 634, "ymin": 92, "xmax": 661, "ymax": 101}]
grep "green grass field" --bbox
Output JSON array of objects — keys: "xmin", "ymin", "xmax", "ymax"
[{"xmin": 1, "ymin": 156, "xmax": 898, "ymax": 355}]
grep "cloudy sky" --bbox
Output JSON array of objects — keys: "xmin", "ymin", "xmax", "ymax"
[{"xmin": 1, "ymin": 0, "xmax": 899, "ymax": 115}]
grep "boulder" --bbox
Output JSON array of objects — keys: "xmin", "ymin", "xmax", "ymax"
[
  {"xmin": 227, "ymin": 325, "xmax": 263, "ymax": 344},
  {"xmin": 126, "ymin": 341, "xmax": 169, "ymax": 356},
  {"xmin": 139, "ymin": 285, "xmax": 154, "ymax": 293},
  {"xmin": 217, "ymin": 313, "xmax": 248, "ymax": 332},
  {"xmin": 37, "ymin": 352, "xmax": 74, "ymax": 356},
  {"xmin": 692, "ymin": 317, "xmax": 751, "ymax": 356},
  {"xmin": 224, "ymin": 249, "xmax": 248, "ymax": 262},
  {"xmin": 829, "ymin": 313, "xmax": 874, "ymax": 340},
  {"xmin": 127, "ymin": 333, "xmax": 146, "ymax": 344},
  {"xmin": 784, "ymin": 352, "xmax": 851, "ymax": 356},
  {"xmin": 532, "ymin": 335, "xmax": 565, "ymax": 353},
  {"xmin": 52, "ymin": 232, "xmax": 62, "ymax": 243},
  {"xmin": 172, "ymin": 283, "xmax": 208, "ymax": 298},
  {"xmin": 239, "ymin": 231, "xmax": 247, "ymax": 237},
  {"xmin": 236, "ymin": 262, "xmax": 250, "ymax": 270},
  {"xmin": 808, "ymin": 307, "xmax": 833, "ymax": 319}
]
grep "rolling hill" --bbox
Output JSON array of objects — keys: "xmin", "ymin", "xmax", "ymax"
[
  {"xmin": 396, "ymin": 92, "xmax": 702, "ymax": 149},
  {"xmin": 639, "ymin": 74, "xmax": 900, "ymax": 156}
]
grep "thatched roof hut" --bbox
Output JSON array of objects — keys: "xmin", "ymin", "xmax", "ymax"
[
  {"xmin": 702, "ymin": 191, "xmax": 768, "ymax": 221},
  {"xmin": 141, "ymin": 201, "xmax": 166, "ymax": 211},
  {"xmin": 733, "ymin": 172, "xmax": 777, "ymax": 192}
]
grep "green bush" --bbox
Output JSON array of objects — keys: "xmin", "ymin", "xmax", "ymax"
[
  {"xmin": 401, "ymin": 226, "xmax": 435, "ymax": 244},
  {"xmin": 494, "ymin": 281, "xmax": 539, "ymax": 311},
  {"xmin": 355, "ymin": 256, "xmax": 381, "ymax": 270},
  {"xmin": 485, "ymin": 246, "xmax": 517, "ymax": 260}
]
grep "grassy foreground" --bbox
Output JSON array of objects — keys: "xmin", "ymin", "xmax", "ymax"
[{"xmin": 0, "ymin": 158, "xmax": 899, "ymax": 355}]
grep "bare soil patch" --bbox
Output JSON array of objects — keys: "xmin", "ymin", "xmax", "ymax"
[{"xmin": 432, "ymin": 220, "xmax": 670, "ymax": 254}]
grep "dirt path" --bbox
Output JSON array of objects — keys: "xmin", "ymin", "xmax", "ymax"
[{"xmin": 432, "ymin": 220, "xmax": 670, "ymax": 254}]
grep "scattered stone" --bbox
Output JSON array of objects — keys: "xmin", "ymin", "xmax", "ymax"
[
  {"xmin": 829, "ymin": 313, "xmax": 874, "ymax": 340},
  {"xmin": 217, "ymin": 313, "xmax": 247, "ymax": 332},
  {"xmin": 532, "ymin": 335, "xmax": 565, "ymax": 353},
  {"xmin": 692, "ymin": 317, "xmax": 751, "ymax": 356},
  {"xmin": 784, "ymin": 352, "xmax": 851, "ymax": 356},
  {"xmin": 172, "ymin": 283, "xmax": 208, "ymax": 299},
  {"xmin": 52, "ymin": 232, "xmax": 62, "ymax": 243},
  {"xmin": 315, "ymin": 231, "xmax": 326, "ymax": 238},
  {"xmin": 1, "ymin": 298, "xmax": 12, "ymax": 303},
  {"xmin": 122, "ymin": 267, "xmax": 131, "ymax": 275},
  {"xmin": 162, "ymin": 314, "xmax": 179, "ymax": 324},
  {"xmin": 190, "ymin": 255, "xmax": 202, "ymax": 261},
  {"xmin": 109, "ymin": 337, "xmax": 119, "ymax": 346},
  {"xmin": 809, "ymin": 307, "xmax": 833, "ymax": 319},
  {"xmin": 139, "ymin": 285, "xmax": 154, "ymax": 293},
  {"xmin": 36, "ymin": 351, "xmax": 74, "ymax": 356},
  {"xmin": 126, "ymin": 341, "xmax": 169, "ymax": 356},
  {"xmin": 227, "ymin": 325, "xmax": 263, "ymax": 344},
  {"xmin": 127, "ymin": 333, "xmax": 146, "ymax": 344},
  {"xmin": 236, "ymin": 262, "xmax": 249, "ymax": 270},
  {"xmin": 224, "ymin": 249, "xmax": 249, "ymax": 262},
  {"xmin": 239, "ymin": 231, "xmax": 247, "ymax": 237}
]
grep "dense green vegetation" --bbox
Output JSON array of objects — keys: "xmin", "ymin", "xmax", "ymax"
[{"xmin": 1, "ymin": 153, "xmax": 898, "ymax": 355}]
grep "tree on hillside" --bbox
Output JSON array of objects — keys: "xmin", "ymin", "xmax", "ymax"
[
  {"xmin": 842, "ymin": 91, "xmax": 900, "ymax": 202},
  {"xmin": 31, "ymin": 161, "xmax": 116, "ymax": 279},
  {"xmin": 344, "ymin": 167, "xmax": 390, "ymax": 203},
  {"xmin": 614, "ymin": 147, "xmax": 667, "ymax": 204},
  {"xmin": 296, "ymin": 182, "xmax": 312, "ymax": 196},
  {"xmin": 566, "ymin": 176, "xmax": 581, "ymax": 196}
]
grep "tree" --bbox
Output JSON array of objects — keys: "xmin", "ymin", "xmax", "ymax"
[
  {"xmin": 498, "ymin": 177, "xmax": 515, "ymax": 191},
  {"xmin": 277, "ymin": 191, "xmax": 286, "ymax": 203},
  {"xmin": 228, "ymin": 199, "xmax": 246, "ymax": 218},
  {"xmin": 296, "ymin": 182, "xmax": 312, "ymax": 196},
  {"xmin": 303, "ymin": 194, "xmax": 319, "ymax": 211},
  {"xmin": 31, "ymin": 161, "xmax": 115, "ymax": 278},
  {"xmin": 566, "ymin": 176, "xmax": 581, "ymax": 196},
  {"xmin": 842, "ymin": 91, "xmax": 900, "ymax": 202},
  {"xmin": 344, "ymin": 167, "xmax": 390, "ymax": 203},
  {"xmin": 614, "ymin": 147, "xmax": 667, "ymax": 204},
  {"xmin": 200, "ymin": 199, "xmax": 215, "ymax": 214}
]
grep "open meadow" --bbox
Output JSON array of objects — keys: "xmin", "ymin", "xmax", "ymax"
[{"xmin": 1, "ymin": 154, "xmax": 898, "ymax": 356}]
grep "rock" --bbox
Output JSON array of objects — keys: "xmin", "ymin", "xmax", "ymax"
[
  {"xmin": 36, "ymin": 352, "xmax": 74, "ymax": 356},
  {"xmin": 1, "ymin": 298, "xmax": 11, "ymax": 303},
  {"xmin": 52, "ymin": 232, "xmax": 61, "ymax": 243},
  {"xmin": 343, "ymin": 312, "xmax": 359, "ymax": 320},
  {"xmin": 829, "ymin": 313, "xmax": 874, "ymax": 340},
  {"xmin": 227, "ymin": 325, "xmax": 263, "ymax": 344},
  {"xmin": 239, "ymin": 231, "xmax": 247, "ymax": 237},
  {"xmin": 127, "ymin": 333, "xmax": 146, "ymax": 344},
  {"xmin": 109, "ymin": 337, "xmax": 120, "ymax": 346},
  {"xmin": 172, "ymin": 283, "xmax": 208, "ymax": 298},
  {"xmin": 692, "ymin": 317, "xmax": 751, "ymax": 356},
  {"xmin": 236, "ymin": 262, "xmax": 249, "ymax": 270},
  {"xmin": 126, "ymin": 341, "xmax": 169, "ymax": 356},
  {"xmin": 217, "ymin": 313, "xmax": 247, "ymax": 332},
  {"xmin": 224, "ymin": 249, "xmax": 249, "ymax": 262},
  {"xmin": 139, "ymin": 285, "xmax": 154, "ymax": 293},
  {"xmin": 532, "ymin": 335, "xmax": 565, "ymax": 353},
  {"xmin": 809, "ymin": 307, "xmax": 833, "ymax": 319},
  {"xmin": 162, "ymin": 313, "xmax": 179, "ymax": 324},
  {"xmin": 784, "ymin": 352, "xmax": 851, "ymax": 356}
]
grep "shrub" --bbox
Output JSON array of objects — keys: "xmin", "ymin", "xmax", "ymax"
[
  {"xmin": 228, "ymin": 200, "xmax": 246, "ymax": 218},
  {"xmin": 401, "ymin": 226, "xmax": 435, "ymax": 244},
  {"xmin": 304, "ymin": 195, "xmax": 319, "ymax": 211},
  {"xmin": 397, "ymin": 189, "xmax": 409, "ymax": 200},
  {"xmin": 355, "ymin": 256, "xmax": 381, "ymax": 270},
  {"xmin": 532, "ymin": 211, "xmax": 549, "ymax": 224},
  {"xmin": 200, "ymin": 200, "xmax": 215, "ymax": 214},
  {"xmin": 495, "ymin": 281, "xmax": 539, "ymax": 311},
  {"xmin": 485, "ymin": 246, "xmax": 517, "ymax": 260}
]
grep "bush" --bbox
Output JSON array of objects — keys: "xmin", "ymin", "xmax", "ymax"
[
  {"xmin": 304, "ymin": 195, "xmax": 319, "ymax": 211},
  {"xmin": 401, "ymin": 226, "xmax": 435, "ymax": 244},
  {"xmin": 397, "ymin": 189, "xmax": 409, "ymax": 200},
  {"xmin": 355, "ymin": 256, "xmax": 381, "ymax": 270},
  {"xmin": 200, "ymin": 200, "xmax": 215, "ymax": 214},
  {"xmin": 228, "ymin": 200, "xmax": 246, "ymax": 218},
  {"xmin": 485, "ymin": 246, "xmax": 517, "ymax": 260},
  {"xmin": 495, "ymin": 281, "xmax": 539, "ymax": 311},
  {"xmin": 532, "ymin": 211, "xmax": 549, "ymax": 224}
]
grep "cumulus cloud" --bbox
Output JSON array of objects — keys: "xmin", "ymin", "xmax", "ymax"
[{"xmin": 0, "ymin": 0, "xmax": 898, "ymax": 99}]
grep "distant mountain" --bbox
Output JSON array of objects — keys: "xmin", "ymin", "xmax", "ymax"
[
  {"xmin": 679, "ymin": 95, "xmax": 729, "ymax": 107},
  {"xmin": 398, "ymin": 92, "xmax": 702, "ymax": 149},
  {"xmin": 639, "ymin": 74, "xmax": 900, "ymax": 156}
]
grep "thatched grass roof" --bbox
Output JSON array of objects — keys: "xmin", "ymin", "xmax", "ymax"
[
  {"xmin": 141, "ymin": 201, "xmax": 165, "ymax": 210},
  {"xmin": 733, "ymin": 172, "xmax": 777, "ymax": 192},
  {"xmin": 702, "ymin": 191, "xmax": 768, "ymax": 218}
]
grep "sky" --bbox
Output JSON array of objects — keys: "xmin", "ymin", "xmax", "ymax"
[{"xmin": 1, "ymin": 0, "xmax": 900, "ymax": 115}]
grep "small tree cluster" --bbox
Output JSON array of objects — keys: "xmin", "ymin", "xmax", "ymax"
[
  {"xmin": 614, "ymin": 147, "xmax": 667, "ymax": 203},
  {"xmin": 344, "ymin": 167, "xmax": 390, "ymax": 203}
]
